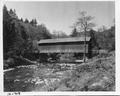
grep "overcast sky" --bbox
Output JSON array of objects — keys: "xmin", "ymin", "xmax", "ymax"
[{"xmin": 4, "ymin": 1, "xmax": 115, "ymax": 35}]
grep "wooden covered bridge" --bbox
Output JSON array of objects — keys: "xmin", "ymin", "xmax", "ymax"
[{"xmin": 37, "ymin": 37, "xmax": 92, "ymax": 62}]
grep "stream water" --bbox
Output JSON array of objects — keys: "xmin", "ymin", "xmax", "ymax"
[{"xmin": 4, "ymin": 64, "xmax": 74, "ymax": 91}]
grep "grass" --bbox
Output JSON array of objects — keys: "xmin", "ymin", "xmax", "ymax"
[{"xmin": 56, "ymin": 52, "xmax": 115, "ymax": 91}]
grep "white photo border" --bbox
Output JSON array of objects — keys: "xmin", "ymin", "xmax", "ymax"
[{"xmin": 0, "ymin": 0, "xmax": 120, "ymax": 95}]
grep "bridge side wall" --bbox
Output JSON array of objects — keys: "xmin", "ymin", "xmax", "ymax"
[{"xmin": 38, "ymin": 42, "xmax": 89, "ymax": 53}]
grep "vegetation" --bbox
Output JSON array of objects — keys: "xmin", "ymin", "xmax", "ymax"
[
  {"xmin": 70, "ymin": 11, "xmax": 115, "ymax": 51},
  {"xmin": 52, "ymin": 30, "xmax": 68, "ymax": 38},
  {"xmin": 3, "ymin": 5, "xmax": 115, "ymax": 68},
  {"xmin": 4, "ymin": 51, "xmax": 115, "ymax": 91},
  {"xmin": 95, "ymin": 26, "xmax": 115, "ymax": 51},
  {"xmin": 70, "ymin": 26, "xmax": 115, "ymax": 52},
  {"xmin": 3, "ymin": 5, "xmax": 52, "ymax": 68}
]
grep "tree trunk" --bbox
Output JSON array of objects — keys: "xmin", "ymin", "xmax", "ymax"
[{"xmin": 83, "ymin": 28, "xmax": 86, "ymax": 62}]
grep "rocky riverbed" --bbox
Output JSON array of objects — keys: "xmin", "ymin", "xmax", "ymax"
[
  {"xmin": 4, "ymin": 63, "xmax": 75, "ymax": 91},
  {"xmin": 4, "ymin": 52, "xmax": 115, "ymax": 91}
]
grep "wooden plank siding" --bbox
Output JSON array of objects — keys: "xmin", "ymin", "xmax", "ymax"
[
  {"xmin": 38, "ymin": 44, "xmax": 88, "ymax": 53},
  {"xmin": 37, "ymin": 37, "xmax": 91, "ymax": 53}
]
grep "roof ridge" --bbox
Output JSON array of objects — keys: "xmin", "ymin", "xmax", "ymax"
[
  {"xmin": 40, "ymin": 36, "xmax": 90, "ymax": 40},
  {"xmin": 38, "ymin": 36, "xmax": 91, "ymax": 44}
]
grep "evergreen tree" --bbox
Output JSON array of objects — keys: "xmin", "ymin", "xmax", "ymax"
[
  {"xmin": 3, "ymin": 5, "xmax": 52, "ymax": 61},
  {"xmin": 24, "ymin": 18, "xmax": 29, "ymax": 23},
  {"xmin": 20, "ymin": 18, "xmax": 23, "ymax": 22},
  {"xmin": 70, "ymin": 27, "xmax": 78, "ymax": 37},
  {"xmin": 30, "ymin": 19, "xmax": 37, "ymax": 26}
]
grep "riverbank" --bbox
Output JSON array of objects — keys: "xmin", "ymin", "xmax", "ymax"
[{"xmin": 4, "ymin": 51, "xmax": 115, "ymax": 91}]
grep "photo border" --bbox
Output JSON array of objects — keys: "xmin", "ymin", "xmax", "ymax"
[{"xmin": 0, "ymin": 0, "xmax": 119, "ymax": 95}]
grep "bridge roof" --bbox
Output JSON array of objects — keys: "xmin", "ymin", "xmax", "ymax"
[{"xmin": 38, "ymin": 37, "xmax": 91, "ymax": 44}]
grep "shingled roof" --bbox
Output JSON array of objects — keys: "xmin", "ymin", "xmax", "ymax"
[{"xmin": 38, "ymin": 37, "xmax": 91, "ymax": 44}]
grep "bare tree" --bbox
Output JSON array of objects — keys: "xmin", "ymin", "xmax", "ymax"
[
  {"xmin": 52, "ymin": 30, "xmax": 68, "ymax": 38},
  {"xmin": 98, "ymin": 25, "xmax": 107, "ymax": 32},
  {"xmin": 75, "ymin": 11, "xmax": 95, "ymax": 62}
]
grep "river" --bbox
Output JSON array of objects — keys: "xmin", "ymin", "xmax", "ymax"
[{"xmin": 4, "ymin": 64, "xmax": 74, "ymax": 91}]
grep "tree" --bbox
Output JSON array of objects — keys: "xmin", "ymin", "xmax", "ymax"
[
  {"xmin": 20, "ymin": 18, "xmax": 23, "ymax": 22},
  {"xmin": 9, "ymin": 9, "xmax": 14, "ymax": 14},
  {"xmin": 75, "ymin": 11, "xmax": 95, "ymax": 62},
  {"xmin": 70, "ymin": 27, "xmax": 78, "ymax": 37},
  {"xmin": 24, "ymin": 18, "xmax": 29, "ymax": 23},
  {"xmin": 98, "ymin": 25, "xmax": 107, "ymax": 32},
  {"xmin": 30, "ymin": 19, "xmax": 37, "ymax": 26},
  {"xmin": 89, "ymin": 29, "xmax": 99, "ymax": 51},
  {"xmin": 9, "ymin": 9, "xmax": 18, "ymax": 19},
  {"xmin": 3, "ymin": 5, "xmax": 17, "ymax": 57},
  {"xmin": 52, "ymin": 30, "xmax": 68, "ymax": 38},
  {"xmin": 34, "ymin": 19, "xmax": 37, "ymax": 25},
  {"xmin": 3, "ymin": 5, "xmax": 53, "ymax": 66},
  {"xmin": 36, "ymin": 24, "xmax": 52, "ymax": 40},
  {"xmin": 95, "ymin": 25, "xmax": 115, "ymax": 51},
  {"xmin": 3, "ymin": 5, "xmax": 9, "ymax": 22},
  {"xmin": 20, "ymin": 25, "xmax": 28, "ymax": 40}
]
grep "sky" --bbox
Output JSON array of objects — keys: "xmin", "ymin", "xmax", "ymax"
[{"xmin": 4, "ymin": 1, "xmax": 115, "ymax": 35}]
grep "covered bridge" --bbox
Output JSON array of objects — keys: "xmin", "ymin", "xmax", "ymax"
[{"xmin": 37, "ymin": 37, "xmax": 92, "ymax": 60}]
